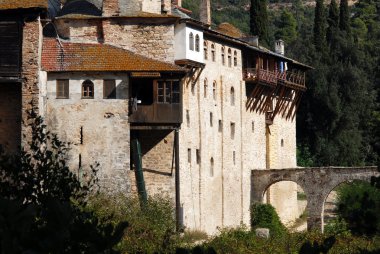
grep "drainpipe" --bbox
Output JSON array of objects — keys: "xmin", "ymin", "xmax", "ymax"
[
  {"xmin": 132, "ymin": 138, "xmax": 148, "ymax": 205},
  {"xmin": 174, "ymin": 128, "xmax": 181, "ymax": 231}
]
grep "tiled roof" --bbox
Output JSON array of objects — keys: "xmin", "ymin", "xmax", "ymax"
[
  {"xmin": 0, "ymin": 0, "xmax": 47, "ymax": 10},
  {"xmin": 42, "ymin": 39, "xmax": 185, "ymax": 73}
]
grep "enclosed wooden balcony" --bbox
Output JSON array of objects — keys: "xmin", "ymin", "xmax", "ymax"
[
  {"xmin": 243, "ymin": 68, "xmax": 306, "ymax": 91},
  {"xmin": 129, "ymin": 79, "xmax": 182, "ymax": 125}
]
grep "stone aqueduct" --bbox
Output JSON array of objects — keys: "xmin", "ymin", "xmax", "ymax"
[{"xmin": 251, "ymin": 167, "xmax": 379, "ymax": 232}]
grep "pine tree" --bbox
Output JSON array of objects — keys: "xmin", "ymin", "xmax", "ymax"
[
  {"xmin": 250, "ymin": 0, "xmax": 269, "ymax": 44},
  {"xmin": 339, "ymin": 0, "xmax": 351, "ymax": 33},
  {"xmin": 326, "ymin": 0, "xmax": 339, "ymax": 45},
  {"xmin": 313, "ymin": 0, "xmax": 326, "ymax": 51}
]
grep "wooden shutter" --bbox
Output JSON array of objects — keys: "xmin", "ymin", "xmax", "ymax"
[{"xmin": 56, "ymin": 79, "xmax": 69, "ymax": 98}]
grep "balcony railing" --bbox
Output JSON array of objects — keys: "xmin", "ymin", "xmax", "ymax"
[{"xmin": 243, "ymin": 68, "xmax": 306, "ymax": 90}]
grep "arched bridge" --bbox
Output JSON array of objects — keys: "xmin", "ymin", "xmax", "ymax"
[{"xmin": 251, "ymin": 167, "xmax": 379, "ymax": 232}]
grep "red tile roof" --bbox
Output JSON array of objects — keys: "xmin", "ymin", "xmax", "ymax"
[
  {"xmin": 0, "ymin": 0, "xmax": 48, "ymax": 10},
  {"xmin": 42, "ymin": 39, "xmax": 185, "ymax": 73}
]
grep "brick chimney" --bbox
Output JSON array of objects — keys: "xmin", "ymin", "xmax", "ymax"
[
  {"xmin": 200, "ymin": 0, "xmax": 211, "ymax": 26},
  {"xmin": 275, "ymin": 39, "xmax": 285, "ymax": 55}
]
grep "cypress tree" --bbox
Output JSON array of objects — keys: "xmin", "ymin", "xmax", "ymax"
[
  {"xmin": 326, "ymin": 0, "xmax": 339, "ymax": 45},
  {"xmin": 250, "ymin": 0, "xmax": 269, "ymax": 44},
  {"xmin": 313, "ymin": 0, "xmax": 326, "ymax": 50},
  {"xmin": 339, "ymin": 0, "xmax": 351, "ymax": 33}
]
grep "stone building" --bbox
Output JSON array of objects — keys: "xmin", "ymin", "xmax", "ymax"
[{"xmin": 0, "ymin": 0, "xmax": 311, "ymax": 234}]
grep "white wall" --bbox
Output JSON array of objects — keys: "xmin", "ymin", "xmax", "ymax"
[{"xmin": 175, "ymin": 23, "xmax": 204, "ymax": 64}]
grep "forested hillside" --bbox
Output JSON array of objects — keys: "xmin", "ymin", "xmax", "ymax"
[{"xmin": 182, "ymin": 0, "xmax": 380, "ymax": 167}]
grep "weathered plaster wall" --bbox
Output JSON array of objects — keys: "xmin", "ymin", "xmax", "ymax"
[{"xmin": 42, "ymin": 72, "xmax": 130, "ymax": 192}]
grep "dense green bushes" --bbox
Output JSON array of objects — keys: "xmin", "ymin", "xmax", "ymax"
[
  {"xmin": 250, "ymin": 203, "xmax": 287, "ymax": 237},
  {"xmin": 336, "ymin": 180, "xmax": 380, "ymax": 236}
]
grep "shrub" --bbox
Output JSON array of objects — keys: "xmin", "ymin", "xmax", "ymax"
[
  {"xmin": 0, "ymin": 108, "xmax": 127, "ymax": 253},
  {"xmin": 250, "ymin": 203, "xmax": 287, "ymax": 237},
  {"xmin": 89, "ymin": 193, "xmax": 179, "ymax": 254},
  {"xmin": 336, "ymin": 180, "xmax": 380, "ymax": 236}
]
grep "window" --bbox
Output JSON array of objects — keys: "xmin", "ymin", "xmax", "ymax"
[
  {"xmin": 188, "ymin": 148, "xmax": 191, "ymax": 163},
  {"xmin": 103, "ymin": 79, "xmax": 116, "ymax": 99},
  {"xmin": 234, "ymin": 50, "xmax": 238, "ymax": 66},
  {"xmin": 56, "ymin": 79, "xmax": 69, "ymax": 99},
  {"xmin": 252, "ymin": 121, "xmax": 255, "ymax": 132},
  {"xmin": 211, "ymin": 43, "xmax": 215, "ymax": 62},
  {"xmin": 218, "ymin": 120, "xmax": 222, "ymax": 132},
  {"xmin": 195, "ymin": 34, "xmax": 200, "ymax": 52},
  {"xmin": 82, "ymin": 80, "xmax": 94, "ymax": 98},
  {"xmin": 228, "ymin": 48, "xmax": 232, "ymax": 67},
  {"xmin": 204, "ymin": 41, "xmax": 208, "ymax": 60},
  {"xmin": 221, "ymin": 46, "xmax": 225, "ymax": 65},
  {"xmin": 196, "ymin": 149, "xmax": 201, "ymax": 164},
  {"xmin": 203, "ymin": 79, "xmax": 208, "ymax": 98},
  {"xmin": 233, "ymin": 151, "xmax": 236, "ymax": 165},
  {"xmin": 281, "ymin": 139, "xmax": 284, "ymax": 147},
  {"xmin": 157, "ymin": 80, "xmax": 180, "ymax": 104},
  {"xmin": 230, "ymin": 122, "xmax": 235, "ymax": 139},
  {"xmin": 210, "ymin": 157, "xmax": 214, "ymax": 177},
  {"xmin": 210, "ymin": 112, "xmax": 213, "ymax": 127},
  {"xmin": 213, "ymin": 81, "xmax": 217, "ymax": 100},
  {"xmin": 186, "ymin": 110, "xmax": 190, "ymax": 127},
  {"xmin": 189, "ymin": 32, "xmax": 194, "ymax": 51},
  {"xmin": 230, "ymin": 87, "xmax": 235, "ymax": 106}
]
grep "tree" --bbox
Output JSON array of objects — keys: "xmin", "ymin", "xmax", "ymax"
[
  {"xmin": 326, "ymin": 0, "xmax": 339, "ymax": 45},
  {"xmin": 339, "ymin": 0, "xmax": 351, "ymax": 33},
  {"xmin": 275, "ymin": 10, "xmax": 297, "ymax": 43},
  {"xmin": 250, "ymin": 0, "xmax": 269, "ymax": 45},
  {"xmin": 313, "ymin": 0, "xmax": 326, "ymax": 51},
  {"xmin": 0, "ymin": 107, "xmax": 127, "ymax": 253}
]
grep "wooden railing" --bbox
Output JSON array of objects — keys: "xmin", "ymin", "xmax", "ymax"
[{"xmin": 243, "ymin": 68, "xmax": 306, "ymax": 90}]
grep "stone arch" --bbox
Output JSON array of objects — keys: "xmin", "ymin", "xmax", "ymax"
[{"xmin": 251, "ymin": 167, "xmax": 379, "ymax": 232}]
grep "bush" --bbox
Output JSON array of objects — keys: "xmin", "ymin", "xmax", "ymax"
[
  {"xmin": 89, "ymin": 193, "xmax": 179, "ymax": 254},
  {"xmin": 250, "ymin": 203, "xmax": 287, "ymax": 237},
  {"xmin": 0, "ymin": 108, "xmax": 127, "ymax": 253},
  {"xmin": 336, "ymin": 180, "xmax": 380, "ymax": 236}
]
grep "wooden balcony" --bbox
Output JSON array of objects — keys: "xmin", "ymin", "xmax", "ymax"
[
  {"xmin": 129, "ymin": 103, "xmax": 182, "ymax": 124},
  {"xmin": 243, "ymin": 68, "xmax": 306, "ymax": 91}
]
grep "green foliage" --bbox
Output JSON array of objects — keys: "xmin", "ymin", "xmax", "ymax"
[
  {"xmin": 274, "ymin": 10, "xmax": 297, "ymax": 43},
  {"xmin": 336, "ymin": 180, "xmax": 380, "ymax": 236},
  {"xmin": 250, "ymin": 203, "xmax": 287, "ymax": 237},
  {"xmin": 250, "ymin": 0, "xmax": 269, "ymax": 44},
  {"xmin": 324, "ymin": 217, "xmax": 351, "ymax": 237},
  {"xmin": 0, "ymin": 107, "xmax": 127, "ymax": 253},
  {"xmin": 339, "ymin": 0, "xmax": 351, "ymax": 33},
  {"xmin": 313, "ymin": 0, "xmax": 326, "ymax": 52},
  {"xmin": 326, "ymin": 0, "xmax": 339, "ymax": 44},
  {"xmin": 89, "ymin": 194, "xmax": 179, "ymax": 254}
]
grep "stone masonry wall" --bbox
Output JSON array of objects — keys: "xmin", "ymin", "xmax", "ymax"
[
  {"xmin": 55, "ymin": 19, "xmax": 104, "ymax": 43},
  {"xmin": 42, "ymin": 72, "xmax": 130, "ymax": 192},
  {"xmin": 21, "ymin": 20, "xmax": 42, "ymax": 147},
  {"xmin": 103, "ymin": 20, "xmax": 175, "ymax": 63},
  {"xmin": 128, "ymin": 130, "xmax": 175, "ymax": 199},
  {"xmin": 0, "ymin": 84, "xmax": 22, "ymax": 153}
]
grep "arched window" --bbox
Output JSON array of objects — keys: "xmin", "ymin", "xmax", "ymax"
[
  {"xmin": 221, "ymin": 46, "xmax": 225, "ymax": 65},
  {"xmin": 203, "ymin": 41, "xmax": 208, "ymax": 60},
  {"xmin": 234, "ymin": 50, "xmax": 238, "ymax": 66},
  {"xmin": 211, "ymin": 43, "xmax": 215, "ymax": 62},
  {"xmin": 210, "ymin": 157, "xmax": 214, "ymax": 177},
  {"xmin": 82, "ymin": 79, "xmax": 94, "ymax": 98},
  {"xmin": 195, "ymin": 34, "xmax": 200, "ymax": 52},
  {"xmin": 228, "ymin": 48, "xmax": 232, "ymax": 67},
  {"xmin": 230, "ymin": 86, "xmax": 235, "ymax": 106},
  {"xmin": 212, "ymin": 81, "xmax": 217, "ymax": 100},
  {"xmin": 204, "ymin": 79, "xmax": 208, "ymax": 98},
  {"xmin": 189, "ymin": 32, "xmax": 194, "ymax": 51}
]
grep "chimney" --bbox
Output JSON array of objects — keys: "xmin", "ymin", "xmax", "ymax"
[
  {"xmin": 275, "ymin": 39, "xmax": 285, "ymax": 55},
  {"xmin": 200, "ymin": 0, "xmax": 211, "ymax": 26},
  {"xmin": 241, "ymin": 36, "xmax": 259, "ymax": 47}
]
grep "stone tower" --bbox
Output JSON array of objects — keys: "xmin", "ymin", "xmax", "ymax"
[{"xmin": 200, "ymin": 0, "xmax": 211, "ymax": 26}]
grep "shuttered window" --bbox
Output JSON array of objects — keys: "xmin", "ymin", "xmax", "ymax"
[
  {"xmin": 103, "ymin": 79, "xmax": 116, "ymax": 99},
  {"xmin": 156, "ymin": 80, "xmax": 180, "ymax": 104},
  {"xmin": 56, "ymin": 79, "xmax": 69, "ymax": 98}
]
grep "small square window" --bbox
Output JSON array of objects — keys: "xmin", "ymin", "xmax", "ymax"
[
  {"xmin": 56, "ymin": 79, "xmax": 69, "ymax": 99},
  {"xmin": 104, "ymin": 79, "xmax": 116, "ymax": 99}
]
